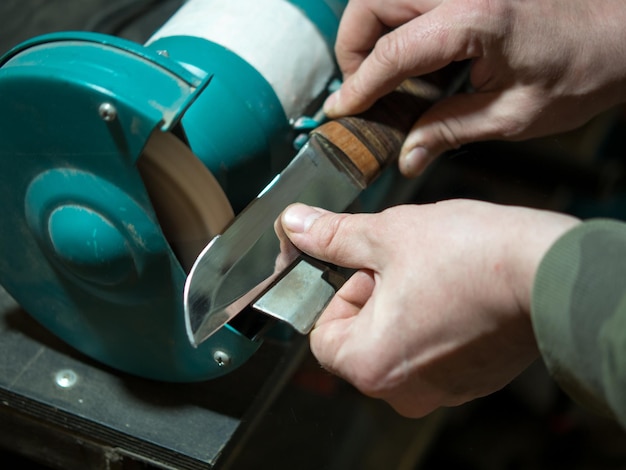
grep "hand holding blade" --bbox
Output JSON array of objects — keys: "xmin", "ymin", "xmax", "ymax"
[{"xmin": 184, "ymin": 77, "xmax": 449, "ymax": 346}]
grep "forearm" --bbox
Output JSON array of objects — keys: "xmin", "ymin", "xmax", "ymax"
[{"xmin": 532, "ymin": 219, "xmax": 626, "ymax": 427}]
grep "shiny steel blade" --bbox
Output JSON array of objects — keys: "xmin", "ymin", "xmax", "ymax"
[{"xmin": 184, "ymin": 135, "xmax": 364, "ymax": 346}]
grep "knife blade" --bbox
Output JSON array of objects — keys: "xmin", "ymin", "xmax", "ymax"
[{"xmin": 184, "ymin": 78, "xmax": 446, "ymax": 347}]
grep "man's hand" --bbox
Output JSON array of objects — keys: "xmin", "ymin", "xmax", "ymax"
[
  {"xmin": 326, "ymin": 0, "xmax": 626, "ymax": 176},
  {"xmin": 281, "ymin": 200, "xmax": 579, "ymax": 417}
]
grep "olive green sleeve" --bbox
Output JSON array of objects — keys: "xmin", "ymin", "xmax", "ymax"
[{"xmin": 532, "ymin": 219, "xmax": 626, "ymax": 428}]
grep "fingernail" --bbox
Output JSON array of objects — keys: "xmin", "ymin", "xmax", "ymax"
[
  {"xmin": 283, "ymin": 204, "xmax": 323, "ymax": 233},
  {"xmin": 323, "ymin": 90, "xmax": 340, "ymax": 115},
  {"xmin": 400, "ymin": 147, "xmax": 429, "ymax": 177}
]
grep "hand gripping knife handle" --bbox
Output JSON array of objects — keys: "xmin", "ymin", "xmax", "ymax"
[
  {"xmin": 251, "ymin": 79, "xmax": 444, "ymax": 332},
  {"xmin": 185, "ymin": 69, "xmax": 467, "ymax": 346}
]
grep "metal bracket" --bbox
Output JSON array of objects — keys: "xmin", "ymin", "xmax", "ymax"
[{"xmin": 252, "ymin": 255, "xmax": 346, "ymax": 335}]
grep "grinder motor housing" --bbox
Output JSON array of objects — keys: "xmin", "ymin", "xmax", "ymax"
[{"xmin": 0, "ymin": 0, "xmax": 354, "ymax": 381}]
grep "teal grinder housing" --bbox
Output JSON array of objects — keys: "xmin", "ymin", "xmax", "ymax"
[{"xmin": 0, "ymin": 0, "xmax": 347, "ymax": 381}]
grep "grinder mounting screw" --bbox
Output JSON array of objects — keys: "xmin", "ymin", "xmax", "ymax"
[
  {"xmin": 55, "ymin": 369, "xmax": 78, "ymax": 389},
  {"xmin": 213, "ymin": 350, "xmax": 231, "ymax": 368},
  {"xmin": 98, "ymin": 102, "xmax": 118, "ymax": 122}
]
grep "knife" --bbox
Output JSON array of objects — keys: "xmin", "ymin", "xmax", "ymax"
[{"xmin": 184, "ymin": 77, "xmax": 451, "ymax": 347}]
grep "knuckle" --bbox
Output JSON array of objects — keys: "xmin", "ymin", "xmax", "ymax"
[
  {"xmin": 466, "ymin": 0, "xmax": 510, "ymax": 24},
  {"xmin": 372, "ymin": 33, "xmax": 407, "ymax": 75},
  {"xmin": 343, "ymin": 343, "xmax": 404, "ymax": 398},
  {"xmin": 350, "ymin": 364, "xmax": 391, "ymax": 397},
  {"xmin": 496, "ymin": 115, "xmax": 528, "ymax": 138},
  {"xmin": 343, "ymin": 73, "xmax": 371, "ymax": 111},
  {"xmin": 429, "ymin": 114, "xmax": 465, "ymax": 151},
  {"xmin": 315, "ymin": 214, "xmax": 353, "ymax": 259},
  {"xmin": 493, "ymin": 96, "xmax": 540, "ymax": 138}
]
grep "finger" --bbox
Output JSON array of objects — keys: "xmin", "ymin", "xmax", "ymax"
[
  {"xmin": 334, "ymin": 0, "xmax": 445, "ymax": 77},
  {"xmin": 398, "ymin": 89, "xmax": 535, "ymax": 177},
  {"xmin": 315, "ymin": 269, "xmax": 375, "ymax": 326},
  {"xmin": 280, "ymin": 203, "xmax": 381, "ymax": 270},
  {"xmin": 333, "ymin": 0, "xmax": 389, "ymax": 78},
  {"xmin": 310, "ymin": 270, "xmax": 375, "ymax": 371},
  {"xmin": 326, "ymin": 5, "xmax": 476, "ymax": 117},
  {"xmin": 273, "ymin": 215, "xmax": 301, "ymax": 271}
]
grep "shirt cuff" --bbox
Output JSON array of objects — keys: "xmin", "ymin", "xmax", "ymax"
[{"xmin": 531, "ymin": 219, "xmax": 626, "ymax": 427}]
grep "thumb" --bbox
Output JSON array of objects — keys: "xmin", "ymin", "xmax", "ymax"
[
  {"xmin": 281, "ymin": 203, "xmax": 379, "ymax": 270},
  {"xmin": 398, "ymin": 90, "xmax": 525, "ymax": 177}
]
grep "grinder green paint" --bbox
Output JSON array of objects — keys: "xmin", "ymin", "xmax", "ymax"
[{"xmin": 0, "ymin": 0, "xmax": 347, "ymax": 381}]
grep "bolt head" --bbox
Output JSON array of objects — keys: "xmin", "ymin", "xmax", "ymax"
[
  {"xmin": 213, "ymin": 350, "xmax": 231, "ymax": 367},
  {"xmin": 98, "ymin": 102, "xmax": 118, "ymax": 122},
  {"xmin": 55, "ymin": 369, "xmax": 78, "ymax": 388}
]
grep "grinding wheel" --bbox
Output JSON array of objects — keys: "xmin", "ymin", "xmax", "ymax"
[{"xmin": 138, "ymin": 131, "xmax": 234, "ymax": 272}]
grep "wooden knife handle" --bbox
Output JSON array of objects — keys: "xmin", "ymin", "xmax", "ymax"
[{"xmin": 312, "ymin": 78, "xmax": 444, "ymax": 185}]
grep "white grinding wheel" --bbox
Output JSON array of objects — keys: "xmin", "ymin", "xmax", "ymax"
[{"xmin": 137, "ymin": 131, "xmax": 235, "ymax": 272}]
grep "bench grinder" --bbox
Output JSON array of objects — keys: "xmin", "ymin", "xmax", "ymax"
[{"xmin": 0, "ymin": 0, "xmax": 352, "ymax": 382}]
